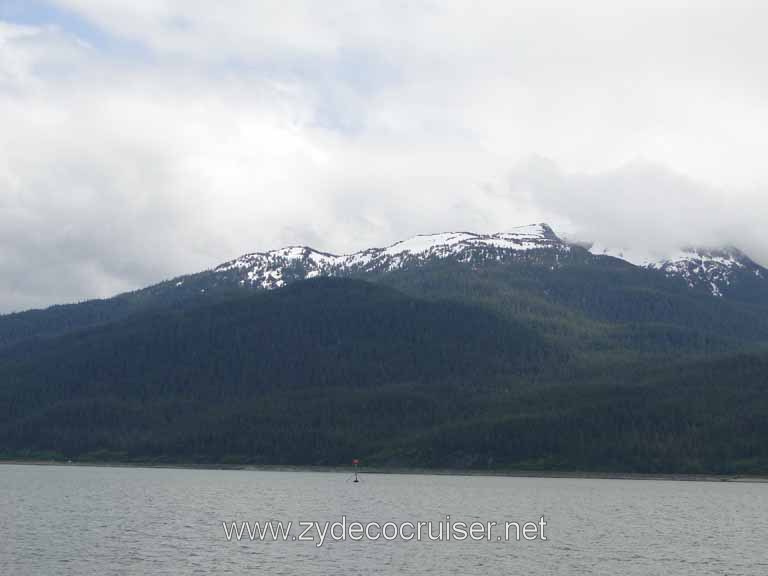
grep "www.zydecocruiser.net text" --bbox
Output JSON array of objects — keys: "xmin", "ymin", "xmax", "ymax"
[{"xmin": 223, "ymin": 516, "xmax": 547, "ymax": 546}]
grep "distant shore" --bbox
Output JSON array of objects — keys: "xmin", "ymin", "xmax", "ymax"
[{"xmin": 2, "ymin": 459, "xmax": 767, "ymax": 484}]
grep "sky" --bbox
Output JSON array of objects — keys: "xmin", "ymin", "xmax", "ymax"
[{"xmin": 1, "ymin": 0, "xmax": 767, "ymax": 313}]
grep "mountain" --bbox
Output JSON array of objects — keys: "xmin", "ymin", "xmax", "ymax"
[
  {"xmin": 589, "ymin": 244, "xmax": 767, "ymax": 301},
  {"xmin": 2, "ymin": 223, "xmax": 766, "ymax": 352},
  {"xmin": 169, "ymin": 224, "xmax": 768, "ymax": 302},
  {"xmin": 0, "ymin": 279, "xmax": 558, "ymax": 465},
  {"xmin": 1, "ymin": 276, "xmax": 767, "ymax": 473},
  {"xmin": 1, "ymin": 223, "xmax": 768, "ymax": 473},
  {"xmin": 652, "ymin": 248, "xmax": 766, "ymax": 302},
  {"xmin": 164, "ymin": 223, "xmax": 768, "ymax": 308},
  {"xmin": 168, "ymin": 223, "xmax": 568, "ymax": 291}
]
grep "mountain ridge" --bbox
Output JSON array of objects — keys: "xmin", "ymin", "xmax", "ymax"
[
  {"xmin": 208, "ymin": 223, "xmax": 566, "ymax": 290},
  {"xmin": 172, "ymin": 222, "xmax": 767, "ymax": 302},
  {"xmin": 2, "ymin": 223, "xmax": 764, "ymax": 321},
  {"xmin": 0, "ymin": 222, "xmax": 766, "ymax": 352}
]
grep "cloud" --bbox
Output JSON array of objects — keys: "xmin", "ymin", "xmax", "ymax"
[
  {"xmin": 508, "ymin": 158, "xmax": 768, "ymax": 264},
  {"xmin": 1, "ymin": 2, "xmax": 768, "ymax": 312}
]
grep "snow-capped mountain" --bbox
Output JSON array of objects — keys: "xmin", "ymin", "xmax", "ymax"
[
  {"xmin": 208, "ymin": 224, "xmax": 568, "ymax": 290},
  {"xmin": 588, "ymin": 243, "xmax": 766, "ymax": 299},
  {"xmin": 169, "ymin": 223, "xmax": 766, "ymax": 302},
  {"xmin": 649, "ymin": 248, "xmax": 765, "ymax": 297}
]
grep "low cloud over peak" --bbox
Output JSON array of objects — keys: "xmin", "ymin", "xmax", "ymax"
[{"xmin": 510, "ymin": 159, "xmax": 768, "ymax": 265}]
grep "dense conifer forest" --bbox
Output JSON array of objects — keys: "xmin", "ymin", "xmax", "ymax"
[{"xmin": 1, "ymin": 254, "xmax": 767, "ymax": 474}]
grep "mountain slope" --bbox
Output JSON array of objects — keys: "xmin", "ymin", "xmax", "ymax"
[
  {"xmin": 378, "ymin": 256, "xmax": 768, "ymax": 354},
  {"xmin": 1, "ymin": 276, "xmax": 767, "ymax": 473},
  {"xmin": 373, "ymin": 348, "xmax": 768, "ymax": 473},
  {"xmin": 0, "ymin": 278, "xmax": 555, "ymax": 462}
]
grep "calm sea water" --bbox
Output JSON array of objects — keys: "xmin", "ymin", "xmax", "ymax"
[{"xmin": 1, "ymin": 464, "xmax": 766, "ymax": 575}]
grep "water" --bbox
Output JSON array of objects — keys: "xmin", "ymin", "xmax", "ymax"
[{"xmin": 1, "ymin": 464, "xmax": 766, "ymax": 575}]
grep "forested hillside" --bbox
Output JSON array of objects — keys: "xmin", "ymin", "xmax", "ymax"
[{"xmin": 1, "ymin": 269, "xmax": 767, "ymax": 473}]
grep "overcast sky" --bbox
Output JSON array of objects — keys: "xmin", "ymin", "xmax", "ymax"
[{"xmin": 1, "ymin": 1, "xmax": 767, "ymax": 313}]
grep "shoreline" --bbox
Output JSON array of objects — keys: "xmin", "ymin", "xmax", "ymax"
[{"xmin": 2, "ymin": 459, "xmax": 767, "ymax": 484}]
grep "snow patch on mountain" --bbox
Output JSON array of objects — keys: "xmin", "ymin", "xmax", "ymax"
[{"xmin": 587, "ymin": 243, "xmax": 667, "ymax": 267}]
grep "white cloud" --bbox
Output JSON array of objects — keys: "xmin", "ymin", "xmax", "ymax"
[
  {"xmin": 508, "ymin": 158, "xmax": 768, "ymax": 264},
  {"xmin": 1, "ymin": 2, "xmax": 768, "ymax": 312}
]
